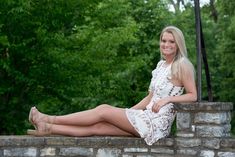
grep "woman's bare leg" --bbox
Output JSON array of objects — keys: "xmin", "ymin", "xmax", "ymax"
[
  {"xmin": 31, "ymin": 104, "xmax": 139, "ymax": 136},
  {"xmin": 47, "ymin": 122, "xmax": 138, "ymax": 137}
]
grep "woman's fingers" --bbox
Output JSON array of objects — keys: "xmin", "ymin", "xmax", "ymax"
[
  {"xmin": 152, "ymin": 103, "xmax": 161, "ymax": 112},
  {"xmin": 152, "ymin": 98, "xmax": 170, "ymax": 113}
]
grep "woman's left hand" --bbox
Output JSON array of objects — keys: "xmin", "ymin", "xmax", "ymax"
[{"xmin": 152, "ymin": 97, "xmax": 170, "ymax": 113}]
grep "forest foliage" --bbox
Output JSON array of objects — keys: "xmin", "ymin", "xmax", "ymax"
[{"xmin": 0, "ymin": 0, "xmax": 234, "ymax": 135}]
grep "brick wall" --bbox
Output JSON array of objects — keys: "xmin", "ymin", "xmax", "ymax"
[{"xmin": 0, "ymin": 102, "xmax": 234, "ymax": 157}]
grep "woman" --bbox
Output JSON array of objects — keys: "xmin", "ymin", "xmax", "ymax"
[{"xmin": 28, "ymin": 26, "xmax": 197, "ymax": 145}]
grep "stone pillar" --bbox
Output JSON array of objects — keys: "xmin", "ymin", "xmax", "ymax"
[{"xmin": 175, "ymin": 102, "xmax": 233, "ymax": 138}]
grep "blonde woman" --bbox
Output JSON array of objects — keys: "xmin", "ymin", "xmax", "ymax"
[{"xmin": 28, "ymin": 26, "xmax": 197, "ymax": 145}]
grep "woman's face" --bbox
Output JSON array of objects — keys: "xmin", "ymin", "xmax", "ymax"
[{"xmin": 160, "ymin": 32, "xmax": 178, "ymax": 59}]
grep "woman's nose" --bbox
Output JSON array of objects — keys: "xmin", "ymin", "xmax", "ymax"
[{"xmin": 164, "ymin": 42, "xmax": 170, "ymax": 47}]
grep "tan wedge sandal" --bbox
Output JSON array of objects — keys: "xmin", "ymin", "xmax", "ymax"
[
  {"xmin": 28, "ymin": 107, "xmax": 56, "ymax": 126},
  {"xmin": 27, "ymin": 122, "xmax": 52, "ymax": 136}
]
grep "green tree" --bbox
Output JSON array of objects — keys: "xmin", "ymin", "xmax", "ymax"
[
  {"xmin": 213, "ymin": 0, "xmax": 235, "ymax": 134},
  {"xmin": 0, "ymin": 0, "xmax": 98, "ymax": 134},
  {"xmin": 0, "ymin": 0, "xmax": 172, "ymax": 135}
]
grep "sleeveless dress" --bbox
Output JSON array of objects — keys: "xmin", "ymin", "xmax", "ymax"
[{"xmin": 125, "ymin": 60, "xmax": 184, "ymax": 145}]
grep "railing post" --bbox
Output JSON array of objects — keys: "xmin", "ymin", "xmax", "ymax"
[
  {"xmin": 194, "ymin": 0, "xmax": 213, "ymax": 101},
  {"xmin": 194, "ymin": 0, "xmax": 202, "ymax": 102}
]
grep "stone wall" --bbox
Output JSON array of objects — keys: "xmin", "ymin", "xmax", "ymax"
[{"xmin": 0, "ymin": 102, "xmax": 234, "ymax": 157}]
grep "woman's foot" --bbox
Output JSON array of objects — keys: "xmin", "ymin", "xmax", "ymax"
[
  {"xmin": 27, "ymin": 121, "xmax": 52, "ymax": 136},
  {"xmin": 28, "ymin": 107, "xmax": 56, "ymax": 129}
]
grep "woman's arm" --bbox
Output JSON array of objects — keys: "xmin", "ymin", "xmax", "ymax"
[
  {"xmin": 131, "ymin": 91, "xmax": 153, "ymax": 110},
  {"xmin": 168, "ymin": 64, "xmax": 197, "ymax": 102},
  {"xmin": 165, "ymin": 72, "xmax": 197, "ymax": 102}
]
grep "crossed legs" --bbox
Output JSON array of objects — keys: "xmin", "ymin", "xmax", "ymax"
[{"xmin": 28, "ymin": 104, "xmax": 139, "ymax": 137}]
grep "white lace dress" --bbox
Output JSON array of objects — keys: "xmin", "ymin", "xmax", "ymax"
[{"xmin": 125, "ymin": 60, "xmax": 184, "ymax": 145}]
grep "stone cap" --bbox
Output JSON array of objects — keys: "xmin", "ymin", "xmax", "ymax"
[
  {"xmin": 0, "ymin": 135, "xmax": 174, "ymax": 147},
  {"xmin": 174, "ymin": 102, "xmax": 233, "ymax": 111},
  {"xmin": 0, "ymin": 135, "xmax": 234, "ymax": 149}
]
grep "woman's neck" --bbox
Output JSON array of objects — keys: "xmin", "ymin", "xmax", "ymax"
[{"xmin": 164, "ymin": 56, "xmax": 175, "ymax": 65}]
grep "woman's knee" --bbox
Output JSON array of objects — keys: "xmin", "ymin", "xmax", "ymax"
[
  {"xmin": 95, "ymin": 104, "xmax": 112, "ymax": 111},
  {"xmin": 95, "ymin": 104, "xmax": 113, "ymax": 119}
]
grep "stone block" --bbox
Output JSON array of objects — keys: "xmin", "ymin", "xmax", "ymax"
[
  {"xmin": 124, "ymin": 148, "xmax": 148, "ymax": 152},
  {"xmin": 137, "ymin": 155, "xmax": 171, "ymax": 157},
  {"xmin": 177, "ymin": 148, "xmax": 198, "ymax": 155},
  {"xmin": 196, "ymin": 125, "xmax": 231, "ymax": 137},
  {"xmin": 150, "ymin": 147, "xmax": 174, "ymax": 154},
  {"xmin": 177, "ymin": 112, "xmax": 191, "ymax": 130},
  {"xmin": 198, "ymin": 102, "xmax": 233, "ymax": 111},
  {"xmin": 175, "ymin": 103, "xmax": 196, "ymax": 111},
  {"xmin": 199, "ymin": 150, "xmax": 215, "ymax": 157},
  {"xmin": 152, "ymin": 138, "xmax": 174, "ymax": 146},
  {"xmin": 202, "ymin": 138, "xmax": 220, "ymax": 149},
  {"xmin": 220, "ymin": 138, "xmax": 235, "ymax": 148},
  {"xmin": 40, "ymin": 147, "xmax": 56, "ymax": 156},
  {"xmin": 176, "ymin": 132, "xmax": 195, "ymax": 137},
  {"xmin": 3, "ymin": 147, "xmax": 37, "ymax": 157},
  {"xmin": 195, "ymin": 112, "xmax": 231, "ymax": 124},
  {"xmin": 175, "ymin": 155, "xmax": 195, "ymax": 157},
  {"xmin": 59, "ymin": 147, "xmax": 93, "ymax": 156},
  {"xmin": 217, "ymin": 152, "xmax": 235, "ymax": 157},
  {"xmin": 122, "ymin": 155, "xmax": 134, "ymax": 157},
  {"xmin": 0, "ymin": 150, "xmax": 3, "ymax": 157},
  {"xmin": 46, "ymin": 137, "xmax": 64, "ymax": 145},
  {"xmin": 97, "ymin": 148, "xmax": 122, "ymax": 157},
  {"xmin": 176, "ymin": 138, "xmax": 201, "ymax": 147},
  {"xmin": 62, "ymin": 137, "xmax": 77, "ymax": 145},
  {"xmin": 136, "ymin": 155, "xmax": 153, "ymax": 157},
  {"xmin": 45, "ymin": 136, "xmax": 76, "ymax": 146}
]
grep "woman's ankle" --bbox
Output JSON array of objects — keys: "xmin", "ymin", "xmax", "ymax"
[{"xmin": 48, "ymin": 115, "xmax": 56, "ymax": 124}]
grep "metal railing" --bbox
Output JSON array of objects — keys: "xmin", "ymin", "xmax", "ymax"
[{"xmin": 194, "ymin": 0, "xmax": 213, "ymax": 102}]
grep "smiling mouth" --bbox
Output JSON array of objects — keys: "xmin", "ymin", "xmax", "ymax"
[{"xmin": 164, "ymin": 49, "xmax": 173, "ymax": 51}]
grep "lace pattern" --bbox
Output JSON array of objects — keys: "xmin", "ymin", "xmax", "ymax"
[{"xmin": 126, "ymin": 60, "xmax": 184, "ymax": 145}]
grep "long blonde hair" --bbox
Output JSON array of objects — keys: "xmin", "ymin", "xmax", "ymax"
[{"xmin": 160, "ymin": 26, "xmax": 195, "ymax": 81}]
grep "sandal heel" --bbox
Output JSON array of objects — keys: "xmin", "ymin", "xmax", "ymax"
[{"xmin": 27, "ymin": 129, "xmax": 37, "ymax": 135}]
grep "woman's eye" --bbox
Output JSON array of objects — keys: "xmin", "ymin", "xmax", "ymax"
[{"xmin": 161, "ymin": 39, "xmax": 175, "ymax": 44}]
